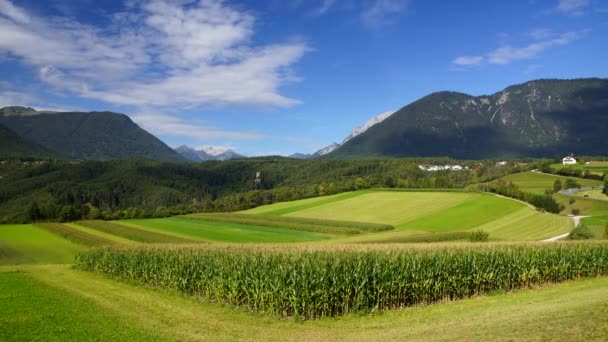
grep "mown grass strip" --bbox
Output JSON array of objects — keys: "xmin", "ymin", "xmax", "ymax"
[
  {"xmin": 77, "ymin": 220, "xmax": 194, "ymax": 244},
  {"xmin": 186, "ymin": 213, "xmax": 394, "ymax": 235},
  {"xmin": 34, "ymin": 223, "xmax": 116, "ymax": 246},
  {"xmin": 256, "ymin": 191, "xmax": 370, "ymax": 216},
  {"xmin": 358, "ymin": 232, "xmax": 472, "ymax": 243},
  {"xmin": 75, "ymin": 242, "xmax": 608, "ymax": 320},
  {"xmin": 0, "ymin": 240, "xmax": 29, "ymax": 265}
]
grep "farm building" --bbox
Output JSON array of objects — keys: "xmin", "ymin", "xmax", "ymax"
[
  {"xmin": 495, "ymin": 161, "xmax": 508, "ymax": 167},
  {"xmin": 562, "ymin": 156, "xmax": 577, "ymax": 165}
]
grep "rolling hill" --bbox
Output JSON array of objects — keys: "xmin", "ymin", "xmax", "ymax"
[
  {"xmin": 330, "ymin": 78, "xmax": 608, "ymax": 159},
  {"xmin": 0, "ymin": 123, "xmax": 58, "ymax": 159},
  {"xmin": 0, "ymin": 107, "xmax": 184, "ymax": 162}
]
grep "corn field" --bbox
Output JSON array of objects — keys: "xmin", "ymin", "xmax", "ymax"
[{"xmin": 74, "ymin": 242, "xmax": 608, "ymax": 319}]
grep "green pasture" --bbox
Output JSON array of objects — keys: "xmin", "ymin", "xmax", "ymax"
[
  {"xmin": 284, "ymin": 192, "xmax": 479, "ymax": 225},
  {"xmin": 500, "ymin": 171, "xmax": 602, "ymax": 194},
  {"xmin": 550, "ymin": 162, "xmax": 608, "ymax": 175},
  {"xmin": 243, "ymin": 190, "xmax": 370, "ymax": 216},
  {"xmin": 242, "ymin": 191, "xmax": 572, "ymax": 241},
  {"xmin": 555, "ymin": 193, "xmax": 608, "ymax": 216},
  {"xmin": 575, "ymin": 188, "xmax": 608, "ymax": 200}
]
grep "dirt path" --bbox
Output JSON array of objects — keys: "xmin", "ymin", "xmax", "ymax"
[{"xmin": 542, "ymin": 215, "xmax": 589, "ymax": 242}]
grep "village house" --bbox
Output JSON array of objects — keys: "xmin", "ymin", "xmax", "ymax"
[
  {"xmin": 562, "ymin": 155, "xmax": 577, "ymax": 165},
  {"xmin": 495, "ymin": 161, "xmax": 508, "ymax": 167},
  {"xmin": 418, "ymin": 164, "xmax": 468, "ymax": 172}
]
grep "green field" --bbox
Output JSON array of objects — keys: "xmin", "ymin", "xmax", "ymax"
[
  {"xmin": 123, "ymin": 217, "xmax": 335, "ymax": 243},
  {"xmin": 500, "ymin": 171, "xmax": 602, "ymax": 194},
  {"xmin": 244, "ymin": 191, "xmax": 572, "ymax": 241},
  {"xmin": 581, "ymin": 216, "xmax": 608, "ymax": 239},
  {"xmin": 1, "ymin": 264, "xmax": 607, "ymax": 341},
  {"xmin": 550, "ymin": 162, "xmax": 608, "ymax": 175},
  {"xmin": 0, "ymin": 225, "xmax": 85, "ymax": 265},
  {"xmin": 575, "ymin": 188, "xmax": 608, "ymax": 200}
]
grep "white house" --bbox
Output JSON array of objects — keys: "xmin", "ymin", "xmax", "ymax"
[{"xmin": 562, "ymin": 156, "xmax": 577, "ymax": 165}]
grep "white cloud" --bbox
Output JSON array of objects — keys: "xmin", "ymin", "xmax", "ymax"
[
  {"xmin": 528, "ymin": 28, "xmax": 555, "ymax": 40},
  {"xmin": 130, "ymin": 111, "xmax": 264, "ymax": 141},
  {"xmin": 556, "ymin": 0, "xmax": 590, "ymax": 13},
  {"xmin": 316, "ymin": 0, "xmax": 337, "ymax": 15},
  {"xmin": 0, "ymin": 0, "xmax": 30, "ymax": 24},
  {"xmin": 0, "ymin": 0, "xmax": 308, "ymax": 108},
  {"xmin": 361, "ymin": 0, "xmax": 409, "ymax": 26},
  {"xmin": 487, "ymin": 31, "xmax": 582, "ymax": 64},
  {"xmin": 452, "ymin": 55, "xmax": 484, "ymax": 66},
  {"xmin": 452, "ymin": 31, "xmax": 584, "ymax": 67}
]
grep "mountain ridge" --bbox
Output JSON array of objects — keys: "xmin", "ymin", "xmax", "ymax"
[
  {"xmin": 0, "ymin": 107, "xmax": 185, "ymax": 162},
  {"xmin": 329, "ymin": 78, "xmax": 608, "ymax": 159}
]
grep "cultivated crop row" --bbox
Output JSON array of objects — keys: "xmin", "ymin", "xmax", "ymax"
[
  {"xmin": 186, "ymin": 213, "xmax": 394, "ymax": 234},
  {"xmin": 34, "ymin": 223, "xmax": 116, "ymax": 246},
  {"xmin": 75, "ymin": 242, "xmax": 608, "ymax": 319},
  {"xmin": 76, "ymin": 221, "xmax": 194, "ymax": 243}
]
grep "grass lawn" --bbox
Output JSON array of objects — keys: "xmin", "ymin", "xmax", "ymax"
[
  {"xmin": 0, "ymin": 225, "xmax": 84, "ymax": 265},
  {"xmin": 0, "ymin": 270, "xmax": 159, "ymax": 341},
  {"xmin": 124, "ymin": 217, "xmax": 335, "ymax": 243},
  {"xmin": 501, "ymin": 171, "xmax": 602, "ymax": 194},
  {"xmin": 1, "ymin": 264, "xmax": 607, "ymax": 341}
]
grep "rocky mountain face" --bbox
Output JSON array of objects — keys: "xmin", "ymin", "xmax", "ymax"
[
  {"xmin": 0, "ymin": 107, "xmax": 185, "ymax": 162},
  {"xmin": 329, "ymin": 78, "xmax": 608, "ymax": 159},
  {"xmin": 289, "ymin": 111, "xmax": 394, "ymax": 159}
]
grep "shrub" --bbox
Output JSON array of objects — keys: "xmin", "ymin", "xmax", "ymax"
[
  {"xmin": 469, "ymin": 230, "xmax": 489, "ymax": 242},
  {"xmin": 571, "ymin": 208, "xmax": 581, "ymax": 215},
  {"xmin": 569, "ymin": 224, "xmax": 594, "ymax": 240}
]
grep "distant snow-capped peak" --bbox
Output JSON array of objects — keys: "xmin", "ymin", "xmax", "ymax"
[
  {"xmin": 200, "ymin": 146, "xmax": 232, "ymax": 156},
  {"xmin": 342, "ymin": 110, "xmax": 395, "ymax": 144}
]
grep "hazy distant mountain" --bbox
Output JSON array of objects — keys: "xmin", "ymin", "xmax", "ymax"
[
  {"xmin": 289, "ymin": 143, "xmax": 339, "ymax": 159},
  {"xmin": 288, "ymin": 153, "xmax": 314, "ymax": 159},
  {"xmin": 329, "ymin": 78, "xmax": 608, "ymax": 159},
  {"xmin": 175, "ymin": 145, "xmax": 245, "ymax": 161},
  {"xmin": 0, "ymin": 107, "xmax": 184, "ymax": 162}
]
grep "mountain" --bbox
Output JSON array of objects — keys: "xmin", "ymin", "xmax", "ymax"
[
  {"xmin": 175, "ymin": 145, "xmax": 245, "ymax": 161},
  {"xmin": 330, "ymin": 78, "xmax": 608, "ymax": 159},
  {"xmin": 289, "ymin": 111, "xmax": 394, "ymax": 159},
  {"xmin": 341, "ymin": 111, "xmax": 395, "ymax": 144},
  {"xmin": 289, "ymin": 143, "xmax": 339, "ymax": 159},
  {"xmin": 175, "ymin": 145, "xmax": 214, "ymax": 161},
  {"xmin": 0, "ymin": 123, "xmax": 58, "ymax": 159},
  {"xmin": 288, "ymin": 153, "xmax": 314, "ymax": 160},
  {"xmin": 0, "ymin": 107, "xmax": 184, "ymax": 162}
]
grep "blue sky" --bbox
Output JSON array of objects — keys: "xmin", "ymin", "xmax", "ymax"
[{"xmin": 0, "ymin": 0, "xmax": 607, "ymax": 156}]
